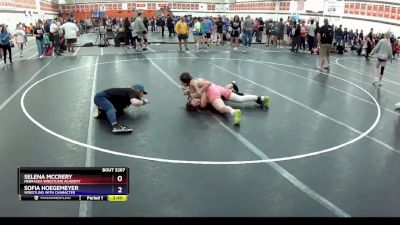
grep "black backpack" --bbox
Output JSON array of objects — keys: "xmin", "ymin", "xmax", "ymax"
[
  {"xmin": 82, "ymin": 42, "xmax": 94, "ymax": 47},
  {"xmin": 321, "ymin": 25, "xmax": 333, "ymax": 43}
]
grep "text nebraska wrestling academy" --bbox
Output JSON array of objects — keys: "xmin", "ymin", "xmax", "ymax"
[{"xmin": 23, "ymin": 174, "xmax": 81, "ymax": 184}]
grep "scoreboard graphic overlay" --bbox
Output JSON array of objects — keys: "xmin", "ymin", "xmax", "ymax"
[{"xmin": 18, "ymin": 167, "xmax": 129, "ymax": 201}]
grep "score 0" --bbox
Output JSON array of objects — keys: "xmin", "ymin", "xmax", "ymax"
[{"xmin": 113, "ymin": 174, "xmax": 126, "ymax": 183}]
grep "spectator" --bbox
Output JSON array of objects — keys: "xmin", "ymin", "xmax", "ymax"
[
  {"xmin": 134, "ymin": 12, "xmax": 147, "ymax": 52},
  {"xmin": 215, "ymin": 17, "xmax": 224, "ymax": 46},
  {"xmin": 14, "ymin": 24, "xmax": 25, "ymax": 58},
  {"xmin": 175, "ymin": 16, "xmax": 189, "ymax": 51},
  {"xmin": 243, "ymin": 15, "xmax": 253, "ymax": 47},
  {"xmin": 60, "ymin": 18, "xmax": 80, "ymax": 53},
  {"xmin": 34, "ymin": 20, "xmax": 45, "ymax": 58},
  {"xmin": 230, "ymin": 15, "xmax": 241, "ymax": 50},
  {"xmin": 50, "ymin": 19, "xmax": 62, "ymax": 56},
  {"xmin": 158, "ymin": 17, "xmax": 165, "ymax": 36},
  {"xmin": 371, "ymin": 31, "xmax": 393, "ymax": 87},
  {"xmin": 257, "ymin": 18, "xmax": 264, "ymax": 43},
  {"xmin": 300, "ymin": 20, "xmax": 307, "ymax": 51},
  {"xmin": 0, "ymin": 24, "xmax": 13, "ymax": 64},
  {"xmin": 307, "ymin": 20, "xmax": 316, "ymax": 53},
  {"xmin": 316, "ymin": 18, "xmax": 334, "ymax": 70},
  {"xmin": 276, "ymin": 18, "xmax": 285, "ymax": 47},
  {"xmin": 167, "ymin": 15, "xmax": 174, "ymax": 37},
  {"xmin": 202, "ymin": 16, "xmax": 213, "ymax": 48}
]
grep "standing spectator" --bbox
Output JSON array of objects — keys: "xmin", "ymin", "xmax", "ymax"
[
  {"xmin": 130, "ymin": 18, "xmax": 137, "ymax": 49},
  {"xmin": 316, "ymin": 18, "xmax": 334, "ymax": 70},
  {"xmin": 371, "ymin": 31, "xmax": 393, "ymax": 87},
  {"xmin": 230, "ymin": 15, "xmax": 241, "ymax": 50},
  {"xmin": 198, "ymin": 18, "xmax": 205, "ymax": 49},
  {"xmin": 257, "ymin": 18, "xmax": 264, "ymax": 43},
  {"xmin": 34, "ymin": 20, "xmax": 45, "ymax": 58},
  {"xmin": 300, "ymin": 21, "xmax": 307, "ymax": 51},
  {"xmin": 50, "ymin": 19, "xmax": 62, "ymax": 56},
  {"xmin": 85, "ymin": 17, "xmax": 92, "ymax": 33},
  {"xmin": 270, "ymin": 21, "xmax": 278, "ymax": 47},
  {"xmin": 285, "ymin": 20, "xmax": 293, "ymax": 47},
  {"xmin": 334, "ymin": 25, "xmax": 343, "ymax": 47},
  {"xmin": 348, "ymin": 29, "xmax": 354, "ymax": 46},
  {"xmin": 393, "ymin": 40, "xmax": 400, "ymax": 60},
  {"xmin": 57, "ymin": 21, "xmax": 67, "ymax": 53},
  {"xmin": 202, "ymin": 16, "xmax": 213, "ymax": 48},
  {"xmin": 175, "ymin": 16, "xmax": 189, "ymax": 51},
  {"xmin": 343, "ymin": 28, "xmax": 349, "ymax": 45},
  {"xmin": 143, "ymin": 16, "xmax": 149, "ymax": 48},
  {"xmin": 159, "ymin": 17, "xmax": 165, "ymax": 37},
  {"xmin": 223, "ymin": 17, "xmax": 230, "ymax": 37},
  {"xmin": 60, "ymin": 18, "xmax": 79, "ymax": 53},
  {"xmin": 23, "ymin": 23, "xmax": 28, "ymax": 46},
  {"xmin": 365, "ymin": 36, "xmax": 373, "ymax": 60},
  {"xmin": 276, "ymin": 18, "xmax": 285, "ymax": 47},
  {"xmin": 134, "ymin": 12, "xmax": 147, "ymax": 52},
  {"xmin": 14, "ymin": 24, "xmax": 25, "ymax": 58},
  {"xmin": 265, "ymin": 20, "xmax": 272, "ymax": 46},
  {"xmin": 368, "ymin": 28, "xmax": 374, "ymax": 41},
  {"xmin": 291, "ymin": 23, "xmax": 301, "ymax": 53},
  {"xmin": 185, "ymin": 15, "xmax": 191, "ymax": 28},
  {"xmin": 0, "ymin": 24, "xmax": 13, "ymax": 64},
  {"xmin": 354, "ymin": 29, "xmax": 359, "ymax": 43},
  {"xmin": 192, "ymin": 17, "xmax": 201, "ymax": 50},
  {"xmin": 256, "ymin": 17, "xmax": 264, "ymax": 43},
  {"xmin": 167, "ymin": 15, "xmax": 174, "ymax": 37},
  {"xmin": 150, "ymin": 17, "xmax": 155, "ymax": 32},
  {"xmin": 211, "ymin": 17, "xmax": 217, "ymax": 44},
  {"xmin": 215, "ymin": 17, "xmax": 224, "ymax": 46},
  {"xmin": 307, "ymin": 20, "xmax": 316, "ymax": 53},
  {"xmin": 359, "ymin": 29, "xmax": 364, "ymax": 42},
  {"xmin": 314, "ymin": 21, "xmax": 320, "ymax": 52},
  {"xmin": 390, "ymin": 34, "xmax": 396, "ymax": 57},
  {"xmin": 251, "ymin": 17, "xmax": 259, "ymax": 43},
  {"xmin": 243, "ymin": 15, "xmax": 253, "ymax": 47},
  {"xmin": 123, "ymin": 18, "xmax": 132, "ymax": 49},
  {"xmin": 173, "ymin": 16, "xmax": 179, "ymax": 32},
  {"xmin": 0, "ymin": 25, "xmax": 3, "ymax": 61}
]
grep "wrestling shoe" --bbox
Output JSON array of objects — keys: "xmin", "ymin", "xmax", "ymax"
[
  {"xmin": 263, "ymin": 96, "xmax": 270, "ymax": 109},
  {"xmin": 231, "ymin": 81, "xmax": 239, "ymax": 93},
  {"xmin": 372, "ymin": 80, "xmax": 383, "ymax": 87},
  {"xmin": 93, "ymin": 107, "xmax": 102, "ymax": 119},
  {"xmin": 256, "ymin": 96, "xmax": 270, "ymax": 110},
  {"xmin": 233, "ymin": 109, "xmax": 241, "ymax": 125},
  {"xmin": 112, "ymin": 123, "xmax": 133, "ymax": 134}
]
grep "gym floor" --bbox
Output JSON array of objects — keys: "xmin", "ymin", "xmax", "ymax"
[{"xmin": 1, "ymin": 35, "xmax": 400, "ymax": 217}]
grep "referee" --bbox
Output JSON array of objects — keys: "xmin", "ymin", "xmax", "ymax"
[{"xmin": 93, "ymin": 84, "xmax": 150, "ymax": 134}]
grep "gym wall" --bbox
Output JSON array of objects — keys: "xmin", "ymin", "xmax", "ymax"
[{"xmin": 0, "ymin": 0, "xmax": 59, "ymax": 33}]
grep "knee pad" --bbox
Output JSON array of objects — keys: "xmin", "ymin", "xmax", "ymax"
[{"xmin": 381, "ymin": 66, "xmax": 385, "ymax": 75}]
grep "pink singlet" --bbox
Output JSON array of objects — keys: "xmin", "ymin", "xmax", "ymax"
[{"xmin": 206, "ymin": 84, "xmax": 232, "ymax": 103}]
